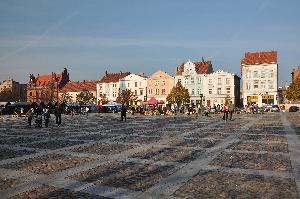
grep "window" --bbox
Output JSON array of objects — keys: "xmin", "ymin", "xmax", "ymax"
[
  {"xmin": 30, "ymin": 92, "xmax": 32, "ymax": 96},
  {"xmin": 135, "ymin": 90, "xmax": 137, "ymax": 95},
  {"xmin": 197, "ymin": 77, "xmax": 202, "ymax": 84},
  {"xmin": 217, "ymin": 78, "xmax": 222, "ymax": 85},
  {"xmin": 162, "ymin": 80, "xmax": 165, "ymax": 86},
  {"xmin": 135, "ymin": 82, "xmax": 138, "ymax": 87},
  {"xmin": 197, "ymin": 88, "xmax": 201, "ymax": 95},
  {"xmin": 113, "ymin": 83, "xmax": 116, "ymax": 87},
  {"xmin": 140, "ymin": 90, "xmax": 143, "ymax": 95},
  {"xmin": 149, "ymin": 89, "xmax": 152, "ymax": 95},
  {"xmin": 191, "ymin": 77, "xmax": 194, "ymax": 84},
  {"xmin": 185, "ymin": 77, "xmax": 188, "ymax": 84},
  {"xmin": 113, "ymin": 92, "xmax": 117, "ymax": 97},
  {"xmin": 254, "ymin": 80, "xmax": 259, "ymax": 89},
  {"xmin": 209, "ymin": 79, "xmax": 212, "ymax": 84},
  {"xmin": 162, "ymin": 89, "xmax": 166, "ymax": 95},
  {"xmin": 226, "ymin": 87, "xmax": 230, "ymax": 94},
  {"xmin": 191, "ymin": 89, "xmax": 195, "ymax": 95},
  {"xmin": 178, "ymin": 79, "xmax": 182, "ymax": 83},
  {"xmin": 253, "ymin": 71, "xmax": 258, "ymax": 78},
  {"xmin": 155, "ymin": 89, "xmax": 159, "ymax": 95},
  {"xmin": 246, "ymin": 71, "xmax": 251, "ymax": 78},
  {"xmin": 261, "ymin": 71, "xmax": 266, "ymax": 78},
  {"xmin": 226, "ymin": 78, "xmax": 230, "ymax": 85},
  {"xmin": 246, "ymin": 83, "xmax": 251, "ymax": 90},
  {"xmin": 217, "ymin": 88, "xmax": 221, "ymax": 94},
  {"xmin": 140, "ymin": 82, "xmax": 142, "ymax": 86},
  {"xmin": 269, "ymin": 70, "xmax": 274, "ymax": 78},
  {"xmin": 268, "ymin": 81, "xmax": 274, "ymax": 89},
  {"xmin": 209, "ymin": 89, "xmax": 212, "ymax": 94},
  {"xmin": 261, "ymin": 81, "xmax": 266, "ymax": 89},
  {"xmin": 127, "ymin": 83, "xmax": 130, "ymax": 87}
]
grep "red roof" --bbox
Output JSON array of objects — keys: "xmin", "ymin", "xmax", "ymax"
[
  {"xmin": 100, "ymin": 71, "xmax": 131, "ymax": 83},
  {"xmin": 34, "ymin": 74, "xmax": 62, "ymax": 86},
  {"xmin": 176, "ymin": 61, "xmax": 213, "ymax": 75},
  {"xmin": 61, "ymin": 80, "xmax": 100, "ymax": 92},
  {"xmin": 241, "ymin": 51, "xmax": 277, "ymax": 65}
]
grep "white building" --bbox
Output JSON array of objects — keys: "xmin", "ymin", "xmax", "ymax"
[
  {"xmin": 203, "ymin": 70, "xmax": 241, "ymax": 107},
  {"xmin": 241, "ymin": 51, "xmax": 278, "ymax": 106},
  {"xmin": 119, "ymin": 73, "xmax": 148, "ymax": 105},
  {"xmin": 96, "ymin": 71, "xmax": 130, "ymax": 104},
  {"xmin": 175, "ymin": 60, "xmax": 213, "ymax": 106}
]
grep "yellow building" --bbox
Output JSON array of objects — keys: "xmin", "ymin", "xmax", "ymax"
[{"xmin": 147, "ymin": 70, "xmax": 174, "ymax": 103}]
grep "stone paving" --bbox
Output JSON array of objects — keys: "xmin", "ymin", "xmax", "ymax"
[{"xmin": 0, "ymin": 112, "xmax": 299, "ymax": 198}]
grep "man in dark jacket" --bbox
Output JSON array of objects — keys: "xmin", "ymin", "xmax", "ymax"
[
  {"xmin": 54, "ymin": 104, "xmax": 62, "ymax": 126},
  {"xmin": 43, "ymin": 108, "xmax": 51, "ymax": 127},
  {"xmin": 121, "ymin": 104, "xmax": 127, "ymax": 121}
]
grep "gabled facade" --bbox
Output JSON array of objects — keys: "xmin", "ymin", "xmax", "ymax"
[
  {"xmin": 27, "ymin": 68, "xmax": 69, "ymax": 102},
  {"xmin": 96, "ymin": 71, "xmax": 130, "ymax": 103},
  {"xmin": 0, "ymin": 79, "xmax": 27, "ymax": 101},
  {"xmin": 175, "ymin": 60, "xmax": 213, "ymax": 106},
  {"xmin": 203, "ymin": 70, "xmax": 240, "ymax": 107},
  {"xmin": 241, "ymin": 51, "xmax": 278, "ymax": 106},
  {"xmin": 59, "ymin": 80, "xmax": 100, "ymax": 102},
  {"xmin": 119, "ymin": 73, "xmax": 148, "ymax": 105},
  {"xmin": 147, "ymin": 70, "xmax": 174, "ymax": 103}
]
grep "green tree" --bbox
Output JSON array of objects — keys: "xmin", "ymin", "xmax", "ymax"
[
  {"xmin": 116, "ymin": 89, "xmax": 136, "ymax": 106},
  {"xmin": 60, "ymin": 91, "xmax": 72, "ymax": 102},
  {"xmin": 286, "ymin": 75, "xmax": 300, "ymax": 101},
  {"xmin": 76, "ymin": 91, "xmax": 96, "ymax": 104},
  {"xmin": 166, "ymin": 82, "xmax": 190, "ymax": 106}
]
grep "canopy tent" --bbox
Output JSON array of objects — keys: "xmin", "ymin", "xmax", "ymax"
[
  {"xmin": 145, "ymin": 97, "xmax": 165, "ymax": 105},
  {"xmin": 145, "ymin": 97, "xmax": 158, "ymax": 105}
]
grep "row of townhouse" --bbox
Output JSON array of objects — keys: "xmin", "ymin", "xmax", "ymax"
[
  {"xmin": 26, "ymin": 50, "xmax": 281, "ymax": 107},
  {"xmin": 96, "ymin": 60, "xmax": 240, "ymax": 107}
]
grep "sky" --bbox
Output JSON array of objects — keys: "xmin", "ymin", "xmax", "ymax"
[{"xmin": 0, "ymin": 0, "xmax": 299, "ymax": 85}]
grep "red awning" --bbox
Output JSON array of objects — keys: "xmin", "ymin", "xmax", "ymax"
[{"xmin": 145, "ymin": 97, "xmax": 159, "ymax": 105}]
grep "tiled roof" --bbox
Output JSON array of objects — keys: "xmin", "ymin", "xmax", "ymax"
[
  {"xmin": 241, "ymin": 51, "xmax": 277, "ymax": 65},
  {"xmin": 176, "ymin": 61, "xmax": 212, "ymax": 75},
  {"xmin": 100, "ymin": 71, "xmax": 131, "ymax": 83},
  {"xmin": 61, "ymin": 80, "xmax": 100, "ymax": 92},
  {"xmin": 34, "ymin": 74, "xmax": 62, "ymax": 86}
]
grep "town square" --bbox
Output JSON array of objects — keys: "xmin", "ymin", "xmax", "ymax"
[
  {"xmin": 0, "ymin": 112, "xmax": 300, "ymax": 198},
  {"xmin": 1, "ymin": 1, "xmax": 300, "ymax": 198}
]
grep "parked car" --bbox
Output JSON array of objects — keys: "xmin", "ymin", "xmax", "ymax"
[
  {"xmin": 289, "ymin": 106, "xmax": 299, "ymax": 112},
  {"xmin": 270, "ymin": 105, "xmax": 280, "ymax": 112}
]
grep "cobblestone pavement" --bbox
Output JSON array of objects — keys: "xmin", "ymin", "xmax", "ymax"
[{"xmin": 0, "ymin": 113, "xmax": 300, "ymax": 199}]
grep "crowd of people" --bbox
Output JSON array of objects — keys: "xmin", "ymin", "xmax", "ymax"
[{"xmin": 25, "ymin": 103, "xmax": 62, "ymax": 128}]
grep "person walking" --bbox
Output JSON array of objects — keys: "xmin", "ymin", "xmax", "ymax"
[
  {"xmin": 121, "ymin": 104, "xmax": 127, "ymax": 121},
  {"xmin": 26, "ymin": 108, "xmax": 35, "ymax": 127},
  {"xmin": 222, "ymin": 103, "xmax": 229, "ymax": 123},
  {"xmin": 228, "ymin": 101, "xmax": 235, "ymax": 121},
  {"xmin": 54, "ymin": 104, "xmax": 62, "ymax": 126},
  {"xmin": 43, "ymin": 108, "xmax": 51, "ymax": 127}
]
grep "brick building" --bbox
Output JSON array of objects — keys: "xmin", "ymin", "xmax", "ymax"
[{"xmin": 27, "ymin": 68, "xmax": 70, "ymax": 102}]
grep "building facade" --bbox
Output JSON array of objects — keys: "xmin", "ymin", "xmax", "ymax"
[
  {"xmin": 241, "ymin": 51, "xmax": 278, "ymax": 106},
  {"xmin": 96, "ymin": 71, "xmax": 130, "ymax": 104},
  {"xmin": 175, "ymin": 60, "xmax": 213, "ymax": 106},
  {"xmin": 27, "ymin": 68, "xmax": 70, "ymax": 102},
  {"xmin": 0, "ymin": 79, "xmax": 27, "ymax": 101},
  {"xmin": 203, "ymin": 70, "xmax": 241, "ymax": 107},
  {"xmin": 119, "ymin": 73, "xmax": 148, "ymax": 105},
  {"xmin": 147, "ymin": 70, "xmax": 174, "ymax": 103},
  {"xmin": 59, "ymin": 80, "xmax": 99, "ymax": 103}
]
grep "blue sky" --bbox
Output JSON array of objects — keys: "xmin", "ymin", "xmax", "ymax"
[{"xmin": 0, "ymin": 0, "xmax": 299, "ymax": 85}]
